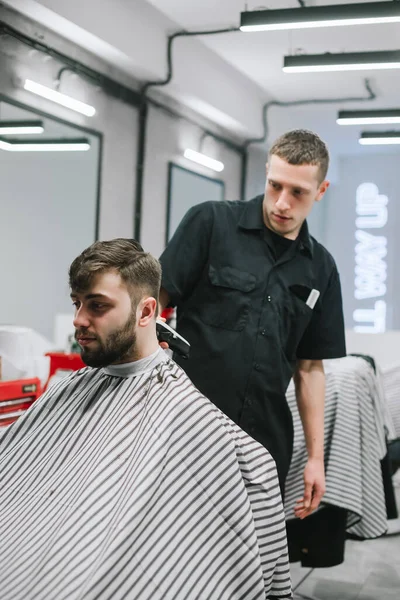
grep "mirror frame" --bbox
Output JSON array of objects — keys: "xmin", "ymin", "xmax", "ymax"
[
  {"xmin": 0, "ymin": 93, "xmax": 103, "ymax": 240},
  {"xmin": 166, "ymin": 162, "xmax": 225, "ymax": 245}
]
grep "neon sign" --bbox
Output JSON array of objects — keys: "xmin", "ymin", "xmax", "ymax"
[{"xmin": 353, "ymin": 183, "xmax": 388, "ymax": 332}]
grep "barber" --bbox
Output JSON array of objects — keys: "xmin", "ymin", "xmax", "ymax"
[{"xmin": 159, "ymin": 129, "xmax": 346, "ymax": 518}]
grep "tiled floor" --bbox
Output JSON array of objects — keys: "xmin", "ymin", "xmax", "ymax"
[{"xmin": 291, "ymin": 474, "xmax": 400, "ymax": 600}]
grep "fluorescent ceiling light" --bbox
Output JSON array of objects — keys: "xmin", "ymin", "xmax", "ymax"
[
  {"xmin": 283, "ymin": 50, "xmax": 400, "ymax": 73},
  {"xmin": 0, "ymin": 120, "xmax": 44, "ymax": 134},
  {"xmin": 183, "ymin": 149, "xmax": 224, "ymax": 172},
  {"xmin": 240, "ymin": 2, "xmax": 400, "ymax": 32},
  {"xmin": 0, "ymin": 137, "xmax": 91, "ymax": 152},
  {"xmin": 23, "ymin": 79, "xmax": 96, "ymax": 117},
  {"xmin": 359, "ymin": 131, "xmax": 400, "ymax": 145},
  {"xmin": 337, "ymin": 110, "xmax": 400, "ymax": 125}
]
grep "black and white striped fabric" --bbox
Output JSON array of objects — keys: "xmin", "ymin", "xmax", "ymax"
[
  {"xmin": 0, "ymin": 350, "xmax": 292, "ymax": 600},
  {"xmin": 284, "ymin": 356, "xmax": 389, "ymax": 539},
  {"xmin": 382, "ymin": 363, "xmax": 400, "ymax": 438}
]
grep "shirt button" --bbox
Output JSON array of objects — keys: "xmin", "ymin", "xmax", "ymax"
[
  {"xmin": 254, "ymin": 364, "xmax": 260, "ymax": 371},
  {"xmin": 267, "ymin": 295, "xmax": 271, "ymax": 302},
  {"xmin": 261, "ymin": 329, "xmax": 266, "ymax": 336}
]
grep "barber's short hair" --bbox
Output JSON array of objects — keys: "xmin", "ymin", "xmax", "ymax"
[
  {"xmin": 69, "ymin": 238, "xmax": 161, "ymax": 308},
  {"xmin": 269, "ymin": 129, "xmax": 329, "ymax": 182}
]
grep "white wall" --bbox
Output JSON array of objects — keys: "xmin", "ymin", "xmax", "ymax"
[
  {"xmin": 141, "ymin": 104, "xmax": 242, "ymax": 257},
  {"xmin": 0, "ymin": 5, "xmax": 139, "ymax": 241},
  {"xmin": 1, "ymin": 4, "xmax": 245, "ymax": 251},
  {"xmin": 245, "ymin": 104, "xmax": 354, "ymax": 190},
  {"xmin": 346, "ymin": 331, "xmax": 400, "ymax": 370},
  {"xmin": 0, "ymin": 5, "xmax": 245, "ymax": 339},
  {"xmin": 245, "ymin": 146, "xmax": 266, "ymax": 201},
  {"xmin": 3, "ymin": 0, "xmax": 267, "ymax": 138},
  {"xmin": 0, "ymin": 133, "xmax": 100, "ymax": 339}
]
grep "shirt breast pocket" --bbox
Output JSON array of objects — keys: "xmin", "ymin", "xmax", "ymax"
[
  {"xmin": 281, "ymin": 286, "xmax": 314, "ymax": 360},
  {"xmin": 200, "ymin": 264, "xmax": 256, "ymax": 331}
]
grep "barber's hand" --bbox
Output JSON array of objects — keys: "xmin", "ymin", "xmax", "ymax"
[
  {"xmin": 157, "ymin": 316, "xmax": 169, "ymax": 350},
  {"xmin": 294, "ymin": 457, "xmax": 325, "ymax": 520}
]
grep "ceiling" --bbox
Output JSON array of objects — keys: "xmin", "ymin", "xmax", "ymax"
[{"xmin": 146, "ymin": 0, "xmax": 400, "ymax": 107}]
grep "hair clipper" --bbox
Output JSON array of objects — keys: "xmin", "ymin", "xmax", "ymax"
[{"xmin": 156, "ymin": 320, "xmax": 191, "ymax": 359}]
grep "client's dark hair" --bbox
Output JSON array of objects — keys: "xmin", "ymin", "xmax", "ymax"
[{"xmin": 69, "ymin": 238, "xmax": 161, "ymax": 310}]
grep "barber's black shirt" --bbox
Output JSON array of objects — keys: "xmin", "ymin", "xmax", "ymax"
[
  {"xmin": 265, "ymin": 226, "xmax": 295, "ymax": 261},
  {"xmin": 159, "ymin": 195, "xmax": 346, "ymax": 483}
]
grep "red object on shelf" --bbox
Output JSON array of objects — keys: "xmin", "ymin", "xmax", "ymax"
[
  {"xmin": 0, "ymin": 378, "xmax": 42, "ymax": 428},
  {"xmin": 45, "ymin": 352, "xmax": 86, "ymax": 380}
]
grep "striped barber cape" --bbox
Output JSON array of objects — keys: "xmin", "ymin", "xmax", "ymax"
[
  {"xmin": 382, "ymin": 362, "xmax": 400, "ymax": 438},
  {"xmin": 0, "ymin": 349, "xmax": 292, "ymax": 600},
  {"xmin": 284, "ymin": 356, "xmax": 390, "ymax": 540}
]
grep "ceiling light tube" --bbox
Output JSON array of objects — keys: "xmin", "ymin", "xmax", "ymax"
[
  {"xmin": 23, "ymin": 79, "xmax": 96, "ymax": 117},
  {"xmin": 0, "ymin": 120, "xmax": 44, "ymax": 134},
  {"xmin": 183, "ymin": 149, "xmax": 224, "ymax": 172},
  {"xmin": 283, "ymin": 50, "xmax": 400, "ymax": 73},
  {"xmin": 240, "ymin": 2, "xmax": 400, "ymax": 32},
  {"xmin": 0, "ymin": 137, "xmax": 91, "ymax": 152},
  {"xmin": 359, "ymin": 131, "xmax": 400, "ymax": 145},
  {"xmin": 337, "ymin": 109, "xmax": 400, "ymax": 125}
]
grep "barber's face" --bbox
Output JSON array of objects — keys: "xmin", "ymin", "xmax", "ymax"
[
  {"xmin": 71, "ymin": 271, "xmax": 138, "ymax": 367},
  {"xmin": 263, "ymin": 155, "xmax": 329, "ymax": 239}
]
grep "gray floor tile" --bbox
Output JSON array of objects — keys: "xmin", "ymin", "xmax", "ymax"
[
  {"xmin": 361, "ymin": 564, "xmax": 400, "ymax": 589},
  {"xmin": 294, "ymin": 578, "xmax": 362, "ymax": 600},
  {"xmin": 356, "ymin": 588, "xmax": 399, "ymax": 600},
  {"xmin": 291, "ymin": 480, "xmax": 400, "ymax": 599}
]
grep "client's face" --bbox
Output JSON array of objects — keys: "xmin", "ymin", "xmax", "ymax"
[{"xmin": 71, "ymin": 271, "xmax": 138, "ymax": 367}]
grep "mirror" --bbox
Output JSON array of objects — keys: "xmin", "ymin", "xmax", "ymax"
[
  {"xmin": 0, "ymin": 96, "xmax": 101, "ymax": 342},
  {"xmin": 166, "ymin": 162, "xmax": 224, "ymax": 243}
]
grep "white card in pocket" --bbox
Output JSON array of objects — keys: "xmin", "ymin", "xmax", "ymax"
[{"xmin": 306, "ymin": 289, "xmax": 320, "ymax": 309}]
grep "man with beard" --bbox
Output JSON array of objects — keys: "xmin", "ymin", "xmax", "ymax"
[{"xmin": 0, "ymin": 238, "xmax": 292, "ymax": 600}]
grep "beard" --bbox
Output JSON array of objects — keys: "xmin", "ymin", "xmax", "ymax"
[{"xmin": 75, "ymin": 311, "xmax": 137, "ymax": 368}]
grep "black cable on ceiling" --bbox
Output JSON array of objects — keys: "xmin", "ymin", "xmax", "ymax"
[
  {"xmin": 0, "ymin": 19, "xmax": 147, "ymax": 241},
  {"xmin": 0, "ymin": 19, "xmax": 245, "ymax": 240},
  {"xmin": 141, "ymin": 27, "xmax": 240, "ymax": 97},
  {"xmin": 243, "ymin": 79, "xmax": 376, "ymax": 149},
  {"xmin": 135, "ymin": 26, "xmax": 247, "ymax": 240},
  {"xmin": 55, "ymin": 66, "xmax": 75, "ymax": 89},
  {"xmin": 0, "ymin": 21, "xmax": 143, "ymax": 107},
  {"xmin": 0, "ymin": 17, "xmax": 242, "ymax": 153},
  {"xmin": 147, "ymin": 96, "xmax": 244, "ymax": 154},
  {"xmin": 0, "ymin": 18, "xmax": 381, "ymax": 239}
]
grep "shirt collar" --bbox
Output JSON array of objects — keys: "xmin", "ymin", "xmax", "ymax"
[
  {"xmin": 238, "ymin": 195, "xmax": 314, "ymax": 258},
  {"xmin": 103, "ymin": 347, "xmax": 168, "ymax": 378},
  {"xmin": 238, "ymin": 195, "xmax": 265, "ymax": 231},
  {"xmin": 297, "ymin": 220, "xmax": 314, "ymax": 258}
]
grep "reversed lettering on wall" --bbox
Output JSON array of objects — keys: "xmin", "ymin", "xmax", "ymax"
[{"xmin": 353, "ymin": 183, "xmax": 388, "ymax": 333}]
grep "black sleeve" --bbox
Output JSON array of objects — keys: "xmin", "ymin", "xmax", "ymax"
[
  {"xmin": 296, "ymin": 266, "xmax": 346, "ymax": 360},
  {"xmin": 159, "ymin": 202, "xmax": 213, "ymax": 307}
]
